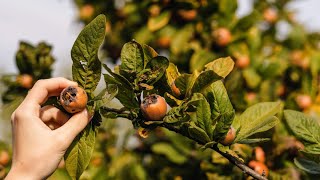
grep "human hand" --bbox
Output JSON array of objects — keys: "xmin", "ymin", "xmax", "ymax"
[{"xmin": 5, "ymin": 78, "xmax": 91, "ymax": 180}]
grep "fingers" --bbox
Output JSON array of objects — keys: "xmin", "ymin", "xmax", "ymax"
[
  {"xmin": 22, "ymin": 78, "xmax": 77, "ymax": 114},
  {"xmin": 40, "ymin": 105, "xmax": 70, "ymax": 125},
  {"xmin": 54, "ymin": 109, "xmax": 91, "ymax": 148},
  {"xmin": 46, "ymin": 121, "xmax": 62, "ymax": 130}
]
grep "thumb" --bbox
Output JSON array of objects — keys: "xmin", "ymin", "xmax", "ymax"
[{"xmin": 54, "ymin": 109, "xmax": 92, "ymax": 148}]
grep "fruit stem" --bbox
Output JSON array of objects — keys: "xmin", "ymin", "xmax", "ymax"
[{"xmin": 160, "ymin": 123, "xmax": 268, "ymax": 180}]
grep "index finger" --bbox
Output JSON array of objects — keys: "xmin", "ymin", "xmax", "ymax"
[{"xmin": 22, "ymin": 77, "xmax": 78, "ymax": 113}]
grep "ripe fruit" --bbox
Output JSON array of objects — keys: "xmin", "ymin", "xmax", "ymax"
[
  {"xmin": 263, "ymin": 8, "xmax": 278, "ymax": 24},
  {"xmin": 254, "ymin": 147, "xmax": 266, "ymax": 163},
  {"xmin": 177, "ymin": 9, "xmax": 197, "ymax": 21},
  {"xmin": 105, "ymin": 21, "xmax": 112, "ymax": 34},
  {"xmin": 245, "ymin": 92, "xmax": 257, "ymax": 103},
  {"xmin": 290, "ymin": 50, "xmax": 309, "ymax": 69},
  {"xmin": 276, "ymin": 85, "xmax": 285, "ymax": 96},
  {"xmin": 91, "ymin": 156, "xmax": 103, "ymax": 167},
  {"xmin": 220, "ymin": 126, "xmax": 236, "ymax": 146},
  {"xmin": 248, "ymin": 160, "xmax": 269, "ymax": 177},
  {"xmin": 0, "ymin": 150, "xmax": 10, "ymax": 166},
  {"xmin": 296, "ymin": 94, "xmax": 312, "ymax": 109},
  {"xmin": 235, "ymin": 56, "xmax": 250, "ymax": 69},
  {"xmin": 79, "ymin": 4, "xmax": 94, "ymax": 20},
  {"xmin": 171, "ymin": 82, "xmax": 181, "ymax": 97},
  {"xmin": 60, "ymin": 86, "xmax": 88, "ymax": 114},
  {"xmin": 17, "ymin": 74, "xmax": 33, "ymax": 89},
  {"xmin": 212, "ymin": 28, "xmax": 232, "ymax": 47},
  {"xmin": 141, "ymin": 94, "xmax": 167, "ymax": 121},
  {"xmin": 157, "ymin": 36, "xmax": 171, "ymax": 48}
]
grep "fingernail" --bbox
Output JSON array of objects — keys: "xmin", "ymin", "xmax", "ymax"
[{"xmin": 84, "ymin": 108, "xmax": 94, "ymax": 121}]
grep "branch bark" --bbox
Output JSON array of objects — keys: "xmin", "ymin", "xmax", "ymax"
[{"xmin": 160, "ymin": 123, "xmax": 268, "ymax": 180}]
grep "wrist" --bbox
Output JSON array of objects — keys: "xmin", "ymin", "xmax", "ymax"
[{"xmin": 5, "ymin": 165, "xmax": 38, "ymax": 180}]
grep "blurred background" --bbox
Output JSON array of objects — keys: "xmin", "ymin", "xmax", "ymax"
[
  {"xmin": 0, "ymin": 0, "xmax": 320, "ymax": 77},
  {"xmin": 1, "ymin": 0, "xmax": 320, "ymax": 179}
]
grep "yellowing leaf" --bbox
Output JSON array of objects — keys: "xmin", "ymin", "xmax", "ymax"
[{"xmin": 147, "ymin": 11, "xmax": 171, "ymax": 32}]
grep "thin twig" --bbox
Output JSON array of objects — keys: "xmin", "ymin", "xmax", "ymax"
[
  {"xmin": 160, "ymin": 123, "xmax": 268, "ymax": 180},
  {"xmin": 101, "ymin": 107, "xmax": 128, "ymax": 113},
  {"xmin": 213, "ymin": 146, "xmax": 268, "ymax": 180}
]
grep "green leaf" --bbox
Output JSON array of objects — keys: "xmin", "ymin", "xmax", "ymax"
[
  {"xmin": 186, "ymin": 70, "xmax": 200, "ymax": 97},
  {"xmin": 284, "ymin": 110, "xmax": 320, "ymax": 145},
  {"xmin": 243, "ymin": 68, "xmax": 261, "ymax": 89},
  {"xmin": 237, "ymin": 138, "xmax": 271, "ymax": 144},
  {"xmin": 189, "ymin": 49, "xmax": 216, "ymax": 72},
  {"xmin": 71, "ymin": 14, "xmax": 106, "ymax": 94},
  {"xmin": 219, "ymin": 0, "xmax": 237, "ymax": 15},
  {"xmin": 235, "ymin": 102, "xmax": 281, "ymax": 142},
  {"xmin": 300, "ymin": 145, "xmax": 320, "ymax": 163},
  {"xmin": 103, "ymin": 74, "xmax": 138, "ymax": 109},
  {"xmin": 304, "ymin": 144, "xmax": 320, "ymax": 155},
  {"xmin": 103, "ymin": 64, "xmax": 133, "ymax": 89},
  {"xmin": 188, "ymin": 122, "xmax": 211, "ymax": 144},
  {"xmin": 163, "ymin": 104, "xmax": 190, "ymax": 124},
  {"xmin": 93, "ymin": 85, "xmax": 118, "ymax": 110},
  {"xmin": 170, "ymin": 25, "xmax": 194, "ymax": 55},
  {"xmin": 294, "ymin": 157, "xmax": 320, "ymax": 174},
  {"xmin": 119, "ymin": 40, "xmax": 144, "ymax": 79},
  {"xmin": 204, "ymin": 57, "xmax": 235, "ymax": 78},
  {"xmin": 201, "ymin": 141, "xmax": 218, "ymax": 150},
  {"xmin": 201, "ymin": 81, "xmax": 235, "ymax": 140},
  {"xmin": 190, "ymin": 70, "xmax": 222, "ymax": 94},
  {"xmin": 175, "ymin": 74, "xmax": 190, "ymax": 97},
  {"xmin": 16, "ymin": 41, "xmax": 35, "ymax": 74},
  {"xmin": 65, "ymin": 123, "xmax": 96, "ymax": 179},
  {"xmin": 147, "ymin": 11, "xmax": 171, "ymax": 32},
  {"xmin": 151, "ymin": 142, "xmax": 187, "ymax": 164},
  {"xmin": 142, "ymin": 44, "xmax": 158, "ymax": 66},
  {"xmin": 189, "ymin": 93, "xmax": 213, "ymax": 138},
  {"xmin": 164, "ymin": 92, "xmax": 183, "ymax": 107},
  {"xmin": 103, "ymin": 64, "xmax": 138, "ymax": 109},
  {"xmin": 143, "ymin": 56, "xmax": 169, "ymax": 85}
]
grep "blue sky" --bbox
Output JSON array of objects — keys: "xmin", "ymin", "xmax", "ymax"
[{"xmin": 0, "ymin": 0, "xmax": 320, "ymax": 77}]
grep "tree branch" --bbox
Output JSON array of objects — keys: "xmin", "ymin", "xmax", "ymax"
[
  {"xmin": 160, "ymin": 123, "xmax": 268, "ymax": 180},
  {"xmin": 213, "ymin": 146, "xmax": 268, "ymax": 180}
]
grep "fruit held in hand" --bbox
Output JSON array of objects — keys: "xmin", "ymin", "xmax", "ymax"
[
  {"xmin": 141, "ymin": 94, "xmax": 167, "ymax": 121},
  {"xmin": 60, "ymin": 86, "xmax": 88, "ymax": 113},
  {"xmin": 220, "ymin": 126, "xmax": 236, "ymax": 146}
]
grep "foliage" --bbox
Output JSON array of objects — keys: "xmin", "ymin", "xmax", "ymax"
[
  {"xmin": 284, "ymin": 110, "xmax": 320, "ymax": 175},
  {"xmin": 1, "ymin": 0, "xmax": 320, "ymax": 179},
  {"xmin": 51, "ymin": 15, "xmax": 281, "ymax": 179},
  {"xmin": 71, "ymin": 1, "xmax": 320, "ymax": 177}
]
